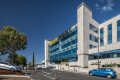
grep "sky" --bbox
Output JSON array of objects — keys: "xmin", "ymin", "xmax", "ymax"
[{"xmin": 0, "ymin": 0, "xmax": 120, "ymax": 64}]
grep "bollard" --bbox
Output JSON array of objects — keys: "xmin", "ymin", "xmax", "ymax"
[
  {"xmin": 27, "ymin": 69, "xmax": 29, "ymax": 72},
  {"xmin": 35, "ymin": 68, "xmax": 37, "ymax": 72},
  {"xmin": 54, "ymin": 73, "xmax": 56, "ymax": 80}
]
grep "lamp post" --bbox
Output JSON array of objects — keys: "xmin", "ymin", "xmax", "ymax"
[
  {"xmin": 97, "ymin": 37, "xmax": 100, "ymax": 68},
  {"xmin": 58, "ymin": 54, "xmax": 59, "ymax": 69}
]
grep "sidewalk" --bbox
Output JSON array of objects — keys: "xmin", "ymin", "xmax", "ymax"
[
  {"xmin": 56, "ymin": 69, "xmax": 88, "ymax": 74},
  {"xmin": 0, "ymin": 75, "xmax": 31, "ymax": 80},
  {"xmin": 118, "ymin": 73, "xmax": 120, "ymax": 79},
  {"xmin": 52, "ymin": 69, "xmax": 120, "ymax": 79}
]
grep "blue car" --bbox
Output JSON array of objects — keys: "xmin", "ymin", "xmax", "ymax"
[{"xmin": 89, "ymin": 68, "xmax": 117, "ymax": 79}]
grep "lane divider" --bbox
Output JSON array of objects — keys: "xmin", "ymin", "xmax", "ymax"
[
  {"xmin": 42, "ymin": 71, "xmax": 51, "ymax": 74},
  {"xmin": 43, "ymin": 74, "xmax": 54, "ymax": 80}
]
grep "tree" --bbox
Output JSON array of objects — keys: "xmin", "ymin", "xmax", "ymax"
[
  {"xmin": 8, "ymin": 54, "xmax": 27, "ymax": 66},
  {"xmin": 0, "ymin": 26, "xmax": 27, "ymax": 63},
  {"xmin": 33, "ymin": 52, "xmax": 34, "ymax": 67},
  {"xmin": 29, "ymin": 62, "xmax": 31, "ymax": 66}
]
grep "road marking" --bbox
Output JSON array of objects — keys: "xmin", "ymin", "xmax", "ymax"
[
  {"xmin": 43, "ymin": 74, "xmax": 54, "ymax": 80},
  {"xmin": 42, "ymin": 71, "xmax": 51, "ymax": 74}
]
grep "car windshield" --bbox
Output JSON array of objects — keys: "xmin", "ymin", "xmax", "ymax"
[
  {"xmin": 110, "ymin": 69, "xmax": 115, "ymax": 71},
  {"xmin": 11, "ymin": 64, "xmax": 16, "ymax": 66},
  {"xmin": 94, "ymin": 68, "xmax": 99, "ymax": 71},
  {"xmin": 4, "ymin": 62, "xmax": 11, "ymax": 66}
]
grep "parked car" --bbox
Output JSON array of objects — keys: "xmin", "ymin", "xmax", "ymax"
[
  {"xmin": 10, "ymin": 63, "xmax": 22, "ymax": 71},
  {"xmin": 0, "ymin": 62, "xmax": 21, "ymax": 71},
  {"xmin": 89, "ymin": 68, "xmax": 117, "ymax": 79}
]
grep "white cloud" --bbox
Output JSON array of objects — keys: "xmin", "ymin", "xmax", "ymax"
[
  {"xmin": 95, "ymin": 3, "xmax": 99, "ymax": 7},
  {"xmin": 95, "ymin": 0, "xmax": 114, "ymax": 12}
]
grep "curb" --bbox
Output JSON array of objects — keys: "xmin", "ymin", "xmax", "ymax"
[
  {"xmin": 0, "ymin": 75, "xmax": 30, "ymax": 78},
  {"xmin": 117, "ymin": 76, "xmax": 120, "ymax": 79}
]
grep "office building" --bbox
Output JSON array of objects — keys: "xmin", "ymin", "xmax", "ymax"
[{"xmin": 45, "ymin": 2, "xmax": 120, "ymax": 71}]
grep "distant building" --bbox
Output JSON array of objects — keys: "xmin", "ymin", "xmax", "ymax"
[
  {"xmin": 35, "ymin": 64, "xmax": 42, "ymax": 68},
  {"xmin": 42, "ymin": 60, "xmax": 45, "ymax": 68}
]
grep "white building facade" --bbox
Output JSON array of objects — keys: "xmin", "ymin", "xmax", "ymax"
[{"xmin": 45, "ymin": 2, "xmax": 120, "ymax": 72}]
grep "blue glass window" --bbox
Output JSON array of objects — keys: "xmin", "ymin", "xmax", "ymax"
[
  {"xmin": 89, "ymin": 44, "xmax": 97, "ymax": 49},
  {"xmin": 100, "ymin": 28, "xmax": 104, "ymax": 46},
  {"xmin": 49, "ymin": 41, "xmax": 59, "ymax": 48},
  {"xmin": 94, "ymin": 36, "xmax": 98, "ymax": 42},
  {"xmin": 50, "ymin": 48, "xmax": 59, "ymax": 53},
  {"xmin": 61, "ymin": 29, "xmax": 77, "ymax": 42},
  {"xmin": 89, "ymin": 34, "xmax": 92, "ymax": 40},
  {"xmin": 89, "ymin": 34, "xmax": 98, "ymax": 43},
  {"xmin": 88, "ymin": 49, "xmax": 120, "ymax": 60},
  {"xmin": 90, "ymin": 24, "xmax": 98, "ymax": 33},
  {"xmin": 61, "ymin": 38, "xmax": 77, "ymax": 49},
  {"xmin": 108, "ymin": 24, "xmax": 112, "ymax": 44},
  {"xmin": 117, "ymin": 20, "xmax": 120, "ymax": 42}
]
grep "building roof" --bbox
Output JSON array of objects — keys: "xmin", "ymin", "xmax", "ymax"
[{"xmin": 77, "ymin": 2, "xmax": 92, "ymax": 12}]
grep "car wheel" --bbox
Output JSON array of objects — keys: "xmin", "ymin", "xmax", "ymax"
[
  {"xmin": 89, "ymin": 72, "xmax": 93, "ymax": 76},
  {"xmin": 107, "ymin": 74, "xmax": 112, "ymax": 79},
  {"xmin": 10, "ymin": 68, "xmax": 15, "ymax": 71}
]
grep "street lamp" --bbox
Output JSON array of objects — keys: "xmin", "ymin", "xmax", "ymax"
[
  {"xmin": 97, "ymin": 37, "xmax": 100, "ymax": 68},
  {"xmin": 58, "ymin": 54, "xmax": 59, "ymax": 69}
]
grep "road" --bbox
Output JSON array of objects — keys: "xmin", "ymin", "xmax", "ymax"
[{"xmin": 26, "ymin": 69, "xmax": 119, "ymax": 80}]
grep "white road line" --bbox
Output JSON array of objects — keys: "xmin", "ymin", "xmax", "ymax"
[
  {"xmin": 43, "ymin": 74, "xmax": 54, "ymax": 80},
  {"xmin": 42, "ymin": 71, "xmax": 51, "ymax": 74}
]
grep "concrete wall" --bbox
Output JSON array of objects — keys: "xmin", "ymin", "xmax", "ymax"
[
  {"xmin": 45, "ymin": 39, "xmax": 51, "ymax": 68},
  {"xmin": 77, "ymin": 2, "xmax": 99, "ymax": 67},
  {"xmin": 88, "ymin": 57, "xmax": 120, "ymax": 66},
  {"xmin": 99, "ymin": 15, "xmax": 120, "ymax": 45},
  {"xmin": 88, "ymin": 15, "xmax": 120, "ymax": 73}
]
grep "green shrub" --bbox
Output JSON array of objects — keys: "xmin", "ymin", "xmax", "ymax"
[
  {"xmin": 70, "ymin": 65, "xmax": 81, "ymax": 67},
  {"xmin": 103, "ymin": 63, "xmax": 117, "ymax": 67},
  {"xmin": 66, "ymin": 64, "xmax": 69, "ymax": 66},
  {"xmin": 91, "ymin": 62, "xmax": 98, "ymax": 65},
  {"xmin": 83, "ymin": 66, "xmax": 88, "ymax": 68}
]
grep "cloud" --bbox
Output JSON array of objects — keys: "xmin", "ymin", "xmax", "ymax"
[
  {"xmin": 95, "ymin": 3, "xmax": 99, "ymax": 7},
  {"xmin": 95, "ymin": 0, "xmax": 114, "ymax": 12}
]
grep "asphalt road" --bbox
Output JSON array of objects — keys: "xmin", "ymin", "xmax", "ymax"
[{"xmin": 27, "ymin": 69, "xmax": 119, "ymax": 80}]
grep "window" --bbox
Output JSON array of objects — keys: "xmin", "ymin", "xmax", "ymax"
[
  {"xmin": 49, "ymin": 41, "xmax": 59, "ymax": 48},
  {"xmin": 100, "ymin": 28, "xmax": 104, "ymax": 46},
  {"xmin": 117, "ymin": 20, "xmax": 120, "ymax": 42},
  {"xmin": 108, "ymin": 24, "xmax": 112, "ymax": 44},
  {"xmin": 61, "ymin": 29, "xmax": 77, "ymax": 42},
  {"xmin": 89, "ymin": 44, "xmax": 97, "ymax": 49},
  {"xmin": 117, "ymin": 64, "xmax": 120, "ymax": 67},
  {"xmin": 50, "ymin": 48, "xmax": 59, "ymax": 53},
  {"xmin": 94, "ymin": 36, "xmax": 98, "ymax": 42},
  {"xmin": 90, "ymin": 24, "xmax": 98, "ymax": 33},
  {"xmin": 111, "ymin": 53, "xmax": 118, "ymax": 58},
  {"xmin": 61, "ymin": 38, "xmax": 77, "ymax": 49},
  {"xmin": 88, "ymin": 49, "xmax": 120, "ymax": 60},
  {"xmin": 89, "ymin": 34, "xmax": 98, "ymax": 43},
  {"xmin": 89, "ymin": 34, "xmax": 92, "ymax": 40}
]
